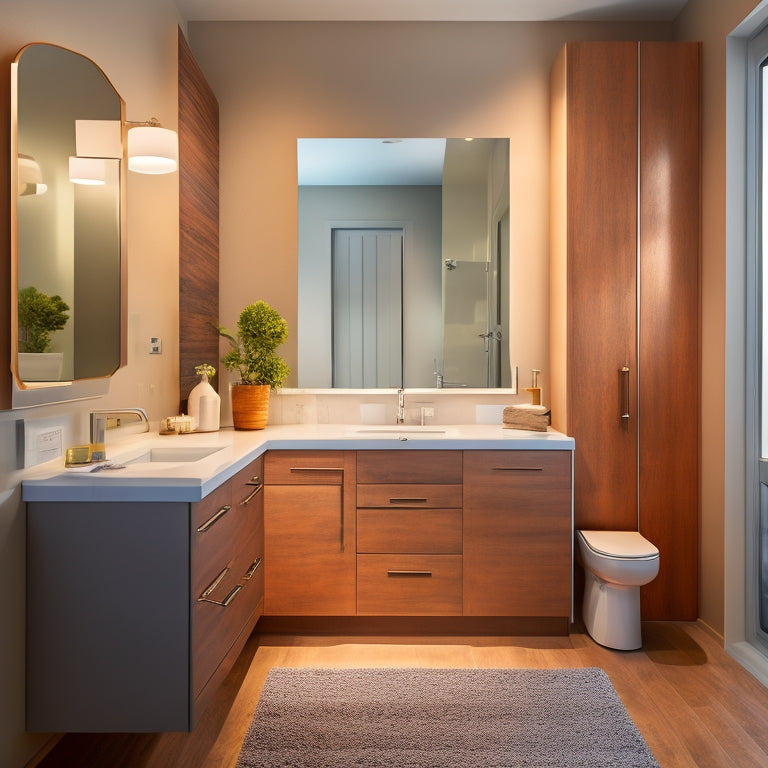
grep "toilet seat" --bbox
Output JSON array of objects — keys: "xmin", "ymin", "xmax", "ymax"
[{"xmin": 578, "ymin": 530, "xmax": 659, "ymax": 560}]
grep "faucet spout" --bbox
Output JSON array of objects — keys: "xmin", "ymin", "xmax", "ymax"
[{"xmin": 396, "ymin": 389, "xmax": 405, "ymax": 424}]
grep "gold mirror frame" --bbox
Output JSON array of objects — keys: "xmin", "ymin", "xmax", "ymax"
[{"xmin": 10, "ymin": 43, "xmax": 126, "ymax": 407}]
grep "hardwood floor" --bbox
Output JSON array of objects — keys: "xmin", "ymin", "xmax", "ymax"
[{"xmin": 34, "ymin": 621, "xmax": 768, "ymax": 768}]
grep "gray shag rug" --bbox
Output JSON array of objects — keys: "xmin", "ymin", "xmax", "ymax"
[{"xmin": 235, "ymin": 667, "xmax": 660, "ymax": 768}]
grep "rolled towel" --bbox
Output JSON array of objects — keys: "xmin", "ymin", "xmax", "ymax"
[{"xmin": 502, "ymin": 404, "xmax": 551, "ymax": 432}]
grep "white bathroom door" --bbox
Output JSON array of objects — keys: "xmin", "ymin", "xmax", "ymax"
[{"xmin": 332, "ymin": 228, "xmax": 403, "ymax": 388}]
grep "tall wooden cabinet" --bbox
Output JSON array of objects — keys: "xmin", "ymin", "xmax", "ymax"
[{"xmin": 550, "ymin": 41, "xmax": 700, "ymax": 621}]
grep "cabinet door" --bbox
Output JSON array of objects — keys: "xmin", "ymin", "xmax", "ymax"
[
  {"xmin": 550, "ymin": 41, "xmax": 639, "ymax": 531},
  {"xmin": 638, "ymin": 42, "xmax": 700, "ymax": 621},
  {"xmin": 463, "ymin": 451, "xmax": 572, "ymax": 617},
  {"xmin": 264, "ymin": 451, "xmax": 356, "ymax": 615}
]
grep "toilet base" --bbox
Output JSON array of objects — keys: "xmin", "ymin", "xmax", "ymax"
[{"xmin": 582, "ymin": 570, "xmax": 643, "ymax": 651}]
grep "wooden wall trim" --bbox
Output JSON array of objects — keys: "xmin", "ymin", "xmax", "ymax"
[
  {"xmin": 178, "ymin": 27, "xmax": 220, "ymax": 410},
  {"xmin": 1, "ymin": 51, "xmax": 12, "ymax": 409}
]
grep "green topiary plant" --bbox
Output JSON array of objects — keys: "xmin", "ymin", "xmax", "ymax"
[
  {"xmin": 17, "ymin": 286, "xmax": 70, "ymax": 353},
  {"xmin": 218, "ymin": 300, "xmax": 290, "ymax": 388}
]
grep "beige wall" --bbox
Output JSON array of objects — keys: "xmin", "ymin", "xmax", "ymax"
[
  {"xmin": 675, "ymin": 0, "xmax": 764, "ymax": 640},
  {"xmin": 0, "ymin": 1, "xmax": 182, "ymax": 765}
]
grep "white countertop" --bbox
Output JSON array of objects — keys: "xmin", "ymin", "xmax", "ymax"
[{"xmin": 22, "ymin": 423, "xmax": 575, "ymax": 503}]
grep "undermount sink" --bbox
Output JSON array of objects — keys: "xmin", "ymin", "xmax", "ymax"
[
  {"xmin": 350, "ymin": 426, "xmax": 448, "ymax": 436},
  {"xmin": 124, "ymin": 446, "xmax": 225, "ymax": 464}
]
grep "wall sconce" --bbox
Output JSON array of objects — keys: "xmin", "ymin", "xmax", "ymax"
[
  {"xmin": 126, "ymin": 118, "xmax": 178, "ymax": 174},
  {"xmin": 18, "ymin": 154, "xmax": 47, "ymax": 196}
]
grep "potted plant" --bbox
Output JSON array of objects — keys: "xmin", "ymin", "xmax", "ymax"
[
  {"xmin": 17, "ymin": 286, "xmax": 70, "ymax": 381},
  {"xmin": 219, "ymin": 300, "xmax": 290, "ymax": 429}
]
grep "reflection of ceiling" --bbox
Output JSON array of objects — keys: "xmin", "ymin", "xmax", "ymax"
[
  {"xmin": 175, "ymin": 0, "xmax": 689, "ymax": 22},
  {"xmin": 298, "ymin": 138, "xmax": 447, "ymax": 186}
]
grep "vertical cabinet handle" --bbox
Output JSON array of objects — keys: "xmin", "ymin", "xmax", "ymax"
[
  {"xmin": 289, "ymin": 466, "xmax": 346, "ymax": 553},
  {"xmin": 621, "ymin": 366, "xmax": 630, "ymax": 422}
]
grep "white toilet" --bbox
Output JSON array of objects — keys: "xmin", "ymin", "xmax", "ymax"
[{"xmin": 576, "ymin": 530, "xmax": 660, "ymax": 651}]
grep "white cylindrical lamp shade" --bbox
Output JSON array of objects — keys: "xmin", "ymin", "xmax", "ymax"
[
  {"xmin": 128, "ymin": 126, "xmax": 178, "ymax": 174},
  {"xmin": 69, "ymin": 156, "xmax": 106, "ymax": 185}
]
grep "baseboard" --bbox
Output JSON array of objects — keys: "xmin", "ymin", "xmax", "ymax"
[
  {"xmin": 24, "ymin": 734, "xmax": 63, "ymax": 768},
  {"xmin": 726, "ymin": 640, "xmax": 768, "ymax": 689},
  {"xmin": 695, "ymin": 618, "xmax": 725, "ymax": 646},
  {"xmin": 256, "ymin": 615, "xmax": 569, "ymax": 636}
]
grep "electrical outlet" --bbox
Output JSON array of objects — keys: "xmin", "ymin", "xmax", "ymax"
[{"xmin": 149, "ymin": 336, "xmax": 162, "ymax": 354}]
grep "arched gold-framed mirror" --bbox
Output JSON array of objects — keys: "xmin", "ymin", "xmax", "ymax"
[{"xmin": 10, "ymin": 42, "xmax": 126, "ymax": 406}]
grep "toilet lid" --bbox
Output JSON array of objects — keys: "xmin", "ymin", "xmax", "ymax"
[{"xmin": 578, "ymin": 530, "xmax": 659, "ymax": 559}]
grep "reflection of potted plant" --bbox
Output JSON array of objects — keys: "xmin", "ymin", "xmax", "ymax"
[
  {"xmin": 219, "ymin": 300, "xmax": 290, "ymax": 429},
  {"xmin": 17, "ymin": 286, "xmax": 69, "ymax": 381}
]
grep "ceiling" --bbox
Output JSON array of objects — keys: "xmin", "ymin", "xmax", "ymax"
[{"xmin": 174, "ymin": 0, "xmax": 689, "ymax": 23}]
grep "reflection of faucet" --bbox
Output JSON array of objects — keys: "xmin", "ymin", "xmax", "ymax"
[
  {"xmin": 396, "ymin": 389, "xmax": 405, "ymax": 424},
  {"xmin": 433, "ymin": 358, "xmax": 444, "ymax": 388}
]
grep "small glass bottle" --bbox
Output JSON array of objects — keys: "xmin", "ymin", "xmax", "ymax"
[{"xmin": 188, "ymin": 363, "xmax": 220, "ymax": 432}]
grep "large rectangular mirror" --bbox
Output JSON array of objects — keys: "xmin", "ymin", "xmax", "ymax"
[
  {"xmin": 10, "ymin": 43, "xmax": 125, "ymax": 405},
  {"xmin": 297, "ymin": 137, "xmax": 511, "ymax": 389}
]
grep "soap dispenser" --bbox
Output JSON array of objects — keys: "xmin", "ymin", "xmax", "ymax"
[
  {"xmin": 188, "ymin": 363, "xmax": 221, "ymax": 432},
  {"xmin": 525, "ymin": 369, "xmax": 542, "ymax": 406}
]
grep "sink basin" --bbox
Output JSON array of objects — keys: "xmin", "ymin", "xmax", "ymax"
[
  {"xmin": 124, "ymin": 446, "xmax": 225, "ymax": 464},
  {"xmin": 354, "ymin": 427, "xmax": 446, "ymax": 434}
]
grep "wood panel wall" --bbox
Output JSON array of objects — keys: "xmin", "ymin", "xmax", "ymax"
[
  {"xmin": 178, "ymin": 28, "xmax": 220, "ymax": 410},
  {"xmin": 1, "ymin": 50, "xmax": 12, "ymax": 409}
]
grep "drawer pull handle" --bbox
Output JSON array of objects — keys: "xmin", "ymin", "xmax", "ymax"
[
  {"xmin": 243, "ymin": 557, "xmax": 262, "ymax": 580},
  {"xmin": 387, "ymin": 570, "xmax": 433, "ymax": 578},
  {"xmin": 196, "ymin": 504, "xmax": 232, "ymax": 533},
  {"xmin": 240, "ymin": 482, "xmax": 263, "ymax": 505},
  {"xmin": 289, "ymin": 467, "xmax": 344, "ymax": 473},
  {"xmin": 389, "ymin": 497, "xmax": 428, "ymax": 504},
  {"xmin": 621, "ymin": 366, "xmax": 631, "ymax": 423},
  {"xmin": 199, "ymin": 584, "xmax": 243, "ymax": 607},
  {"xmin": 491, "ymin": 467, "xmax": 543, "ymax": 472},
  {"xmin": 199, "ymin": 566, "xmax": 228, "ymax": 599},
  {"xmin": 198, "ymin": 567, "xmax": 244, "ymax": 606}
]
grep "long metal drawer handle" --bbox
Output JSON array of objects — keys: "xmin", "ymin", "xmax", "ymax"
[
  {"xmin": 387, "ymin": 570, "xmax": 433, "ymax": 578},
  {"xmin": 243, "ymin": 557, "xmax": 262, "ymax": 580},
  {"xmin": 289, "ymin": 467, "xmax": 344, "ymax": 472},
  {"xmin": 621, "ymin": 366, "xmax": 631, "ymax": 422},
  {"xmin": 491, "ymin": 467, "xmax": 543, "ymax": 472},
  {"xmin": 389, "ymin": 497, "xmax": 429, "ymax": 504},
  {"xmin": 196, "ymin": 504, "xmax": 232, "ymax": 533},
  {"xmin": 199, "ymin": 584, "xmax": 243, "ymax": 607},
  {"xmin": 199, "ymin": 567, "xmax": 229, "ymax": 599},
  {"xmin": 240, "ymin": 482, "xmax": 263, "ymax": 505}
]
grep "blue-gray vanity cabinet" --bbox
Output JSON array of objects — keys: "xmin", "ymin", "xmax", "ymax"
[{"xmin": 25, "ymin": 456, "xmax": 264, "ymax": 733}]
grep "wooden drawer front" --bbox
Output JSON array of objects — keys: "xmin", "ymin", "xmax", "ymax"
[
  {"xmin": 357, "ymin": 450, "xmax": 462, "ymax": 484},
  {"xmin": 358, "ymin": 555, "xmax": 462, "ymax": 615},
  {"xmin": 191, "ymin": 481, "xmax": 242, "ymax": 596},
  {"xmin": 192, "ymin": 526, "xmax": 263, "ymax": 697},
  {"xmin": 357, "ymin": 483, "xmax": 462, "ymax": 509},
  {"xmin": 357, "ymin": 508, "xmax": 462, "ymax": 554},
  {"xmin": 265, "ymin": 451, "xmax": 347, "ymax": 485},
  {"xmin": 463, "ymin": 450, "xmax": 571, "ymax": 489}
]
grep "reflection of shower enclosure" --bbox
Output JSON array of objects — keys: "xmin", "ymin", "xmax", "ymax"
[
  {"xmin": 442, "ymin": 209, "xmax": 509, "ymax": 388},
  {"xmin": 332, "ymin": 228, "xmax": 403, "ymax": 387}
]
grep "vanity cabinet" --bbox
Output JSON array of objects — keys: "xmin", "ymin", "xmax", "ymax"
[
  {"xmin": 26, "ymin": 456, "xmax": 264, "ymax": 732},
  {"xmin": 463, "ymin": 450, "xmax": 572, "ymax": 618},
  {"xmin": 550, "ymin": 41, "xmax": 700, "ymax": 620},
  {"xmin": 263, "ymin": 450, "xmax": 357, "ymax": 615},
  {"xmin": 356, "ymin": 450, "xmax": 463, "ymax": 615}
]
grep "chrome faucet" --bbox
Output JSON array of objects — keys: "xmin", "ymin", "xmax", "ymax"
[
  {"xmin": 396, "ymin": 388, "xmax": 406, "ymax": 424},
  {"xmin": 89, "ymin": 408, "xmax": 150, "ymax": 460}
]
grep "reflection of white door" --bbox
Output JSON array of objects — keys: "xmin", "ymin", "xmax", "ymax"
[{"xmin": 332, "ymin": 228, "xmax": 403, "ymax": 387}]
